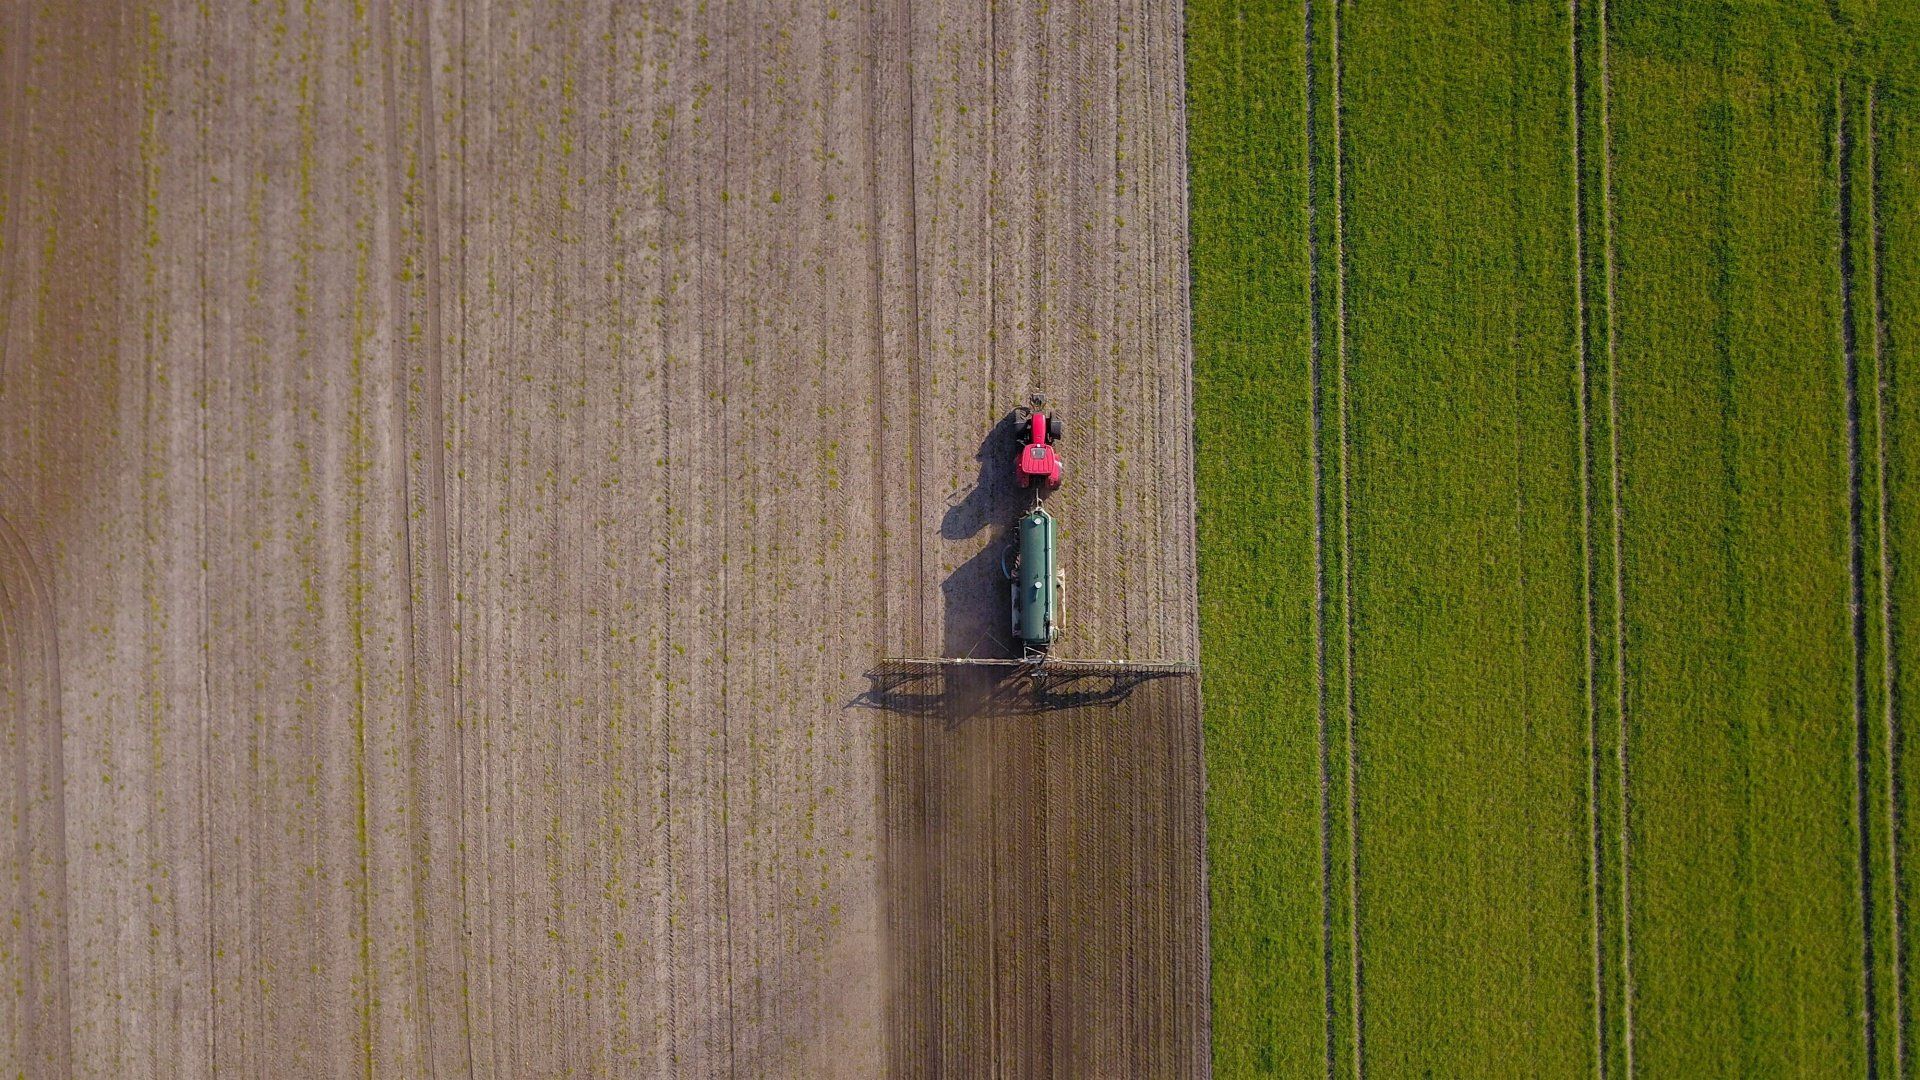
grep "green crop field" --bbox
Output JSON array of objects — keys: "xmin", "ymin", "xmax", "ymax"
[{"xmin": 1189, "ymin": 1, "xmax": 1920, "ymax": 1075}]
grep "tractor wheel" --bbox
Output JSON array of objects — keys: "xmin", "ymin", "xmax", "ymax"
[{"xmin": 1047, "ymin": 415, "xmax": 1063, "ymax": 441}]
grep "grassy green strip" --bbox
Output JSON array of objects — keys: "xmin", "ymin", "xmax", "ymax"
[
  {"xmin": 1603, "ymin": 7, "xmax": 1868, "ymax": 1072},
  {"xmin": 1334, "ymin": 0, "xmax": 1593, "ymax": 1071},
  {"xmin": 1187, "ymin": 1, "xmax": 1324, "ymax": 1075},
  {"xmin": 1190, "ymin": 0, "xmax": 1599, "ymax": 1072}
]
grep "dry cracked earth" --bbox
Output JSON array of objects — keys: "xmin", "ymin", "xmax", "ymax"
[{"xmin": 0, "ymin": 1, "xmax": 1205, "ymax": 1075}]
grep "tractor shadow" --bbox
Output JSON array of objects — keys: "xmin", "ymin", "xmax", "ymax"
[
  {"xmin": 938, "ymin": 409, "xmax": 1028, "ymax": 663},
  {"xmin": 938, "ymin": 408, "xmax": 1027, "ymax": 545}
]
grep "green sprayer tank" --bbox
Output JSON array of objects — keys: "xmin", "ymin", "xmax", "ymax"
[{"xmin": 1010, "ymin": 508, "xmax": 1063, "ymax": 649}]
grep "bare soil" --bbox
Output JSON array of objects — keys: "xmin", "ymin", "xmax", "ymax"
[{"xmin": 0, "ymin": 0, "xmax": 1204, "ymax": 1075}]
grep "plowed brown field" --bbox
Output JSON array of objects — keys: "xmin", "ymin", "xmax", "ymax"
[{"xmin": 0, "ymin": 1, "xmax": 1204, "ymax": 1075}]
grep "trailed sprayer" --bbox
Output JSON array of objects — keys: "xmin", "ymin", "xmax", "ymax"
[
  {"xmin": 1008, "ymin": 507, "xmax": 1064, "ymax": 650},
  {"xmin": 880, "ymin": 393, "xmax": 1193, "ymax": 685}
]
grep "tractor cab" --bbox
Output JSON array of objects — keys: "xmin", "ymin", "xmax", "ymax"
[{"xmin": 1014, "ymin": 404, "xmax": 1063, "ymax": 491}]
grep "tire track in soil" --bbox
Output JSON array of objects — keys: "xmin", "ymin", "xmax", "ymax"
[
  {"xmin": 372, "ymin": 7, "xmax": 440, "ymax": 1067},
  {"xmin": 621, "ymin": 8, "xmax": 682, "ymax": 1068},
  {"xmin": 987, "ymin": 0, "xmax": 1053, "ymax": 1071},
  {"xmin": 502, "ymin": 13, "xmax": 572, "ymax": 1068},
  {"xmin": 480, "ymin": 13, "xmax": 524, "ymax": 1070},
  {"xmin": 906, "ymin": 21, "xmax": 948, "ymax": 1063},
  {"xmin": 192, "ymin": 8, "xmax": 219, "ymax": 1070},
  {"xmin": 440, "ymin": 7, "xmax": 478, "ymax": 1068},
  {"xmin": 1328, "ymin": 0, "xmax": 1365, "ymax": 1072},
  {"xmin": 1168, "ymin": 0, "xmax": 1204, "ymax": 666},
  {"xmin": 452, "ymin": 8, "xmax": 510, "ymax": 1066},
  {"xmin": 1055, "ymin": 0, "xmax": 1099, "ymax": 1071},
  {"xmin": 782, "ymin": 6, "xmax": 822, "ymax": 1053},
  {"xmin": 1129, "ymin": 229, "xmax": 1157, "ymax": 1080},
  {"xmin": 715, "ymin": 2, "xmax": 755, "ymax": 1064},
  {"xmin": 1567, "ymin": 2, "xmax": 1612, "ymax": 1074},
  {"xmin": 867, "ymin": 7, "xmax": 906, "ymax": 1072},
  {"xmin": 1836, "ymin": 79, "xmax": 1883, "ymax": 1080},
  {"xmin": 1040, "ymin": 0, "xmax": 1080, "ymax": 1067},
  {"xmin": 644, "ymin": 4, "xmax": 714, "ymax": 1068},
  {"xmin": 5, "ymin": 8, "xmax": 86, "ymax": 1067},
  {"xmin": 871, "ymin": 0, "xmax": 938, "ymax": 1069},
  {"xmin": 1303, "ymin": 0, "xmax": 1340, "ymax": 1073},
  {"xmin": 579, "ymin": 10, "xmax": 633, "ymax": 1067},
  {"xmin": 1115, "ymin": 0, "xmax": 1152, "ymax": 1068},
  {"xmin": 922, "ymin": 2, "xmax": 1000, "ymax": 1068},
  {"xmin": 818, "ymin": 2, "xmax": 898, "ymax": 1063},
  {"xmin": 1866, "ymin": 82, "xmax": 1909, "ymax": 1080},
  {"xmin": 707, "ymin": 0, "xmax": 737, "ymax": 1065},
  {"xmin": 1060, "ymin": 0, "xmax": 1104, "ymax": 1070},
  {"xmin": 1593, "ymin": 4, "xmax": 1637, "ymax": 1067},
  {"xmin": 1094, "ymin": 2, "xmax": 1138, "ymax": 1058},
  {"xmin": 196, "ymin": 18, "xmax": 249, "ymax": 1069},
  {"xmin": 407, "ymin": 12, "xmax": 469, "ymax": 1064},
  {"xmin": 762, "ymin": 3, "xmax": 799, "ymax": 1063},
  {"xmin": 558, "ymin": 13, "xmax": 599, "ymax": 1069},
  {"xmin": 590, "ymin": 7, "xmax": 629, "ymax": 1067}
]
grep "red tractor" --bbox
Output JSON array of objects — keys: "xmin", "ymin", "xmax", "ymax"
[{"xmin": 1013, "ymin": 398, "xmax": 1063, "ymax": 494}]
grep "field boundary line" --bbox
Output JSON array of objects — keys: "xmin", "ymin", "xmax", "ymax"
[
  {"xmin": 1868, "ymin": 81, "xmax": 1909, "ymax": 1078},
  {"xmin": 1837, "ymin": 78, "xmax": 1883, "ymax": 1078},
  {"xmin": 1567, "ymin": 2, "xmax": 1608, "ymax": 1076},
  {"xmin": 1330, "ymin": 0, "xmax": 1364, "ymax": 1073},
  {"xmin": 1303, "ymin": 0, "xmax": 1339, "ymax": 1075},
  {"xmin": 1593, "ymin": 2, "xmax": 1635, "ymax": 1069}
]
